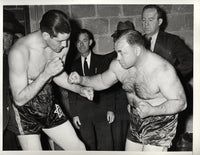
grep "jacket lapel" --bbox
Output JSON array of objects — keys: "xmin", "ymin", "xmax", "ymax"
[{"xmin": 77, "ymin": 58, "xmax": 84, "ymax": 76}]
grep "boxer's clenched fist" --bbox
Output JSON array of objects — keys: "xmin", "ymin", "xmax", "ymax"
[
  {"xmin": 44, "ymin": 57, "xmax": 64, "ymax": 78},
  {"xmin": 80, "ymin": 86, "xmax": 94, "ymax": 101},
  {"xmin": 68, "ymin": 71, "xmax": 82, "ymax": 84}
]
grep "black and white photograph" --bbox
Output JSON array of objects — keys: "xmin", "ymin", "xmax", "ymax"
[{"xmin": 1, "ymin": 0, "xmax": 199, "ymax": 154}]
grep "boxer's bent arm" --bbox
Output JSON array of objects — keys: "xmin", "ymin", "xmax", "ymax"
[
  {"xmin": 80, "ymin": 66, "xmax": 118, "ymax": 91},
  {"xmin": 152, "ymin": 66, "xmax": 187, "ymax": 116},
  {"xmin": 53, "ymin": 72, "xmax": 84, "ymax": 95},
  {"xmin": 9, "ymin": 48, "xmax": 50, "ymax": 106}
]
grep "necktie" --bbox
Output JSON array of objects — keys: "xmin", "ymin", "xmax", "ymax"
[
  {"xmin": 146, "ymin": 37, "xmax": 152, "ymax": 50},
  {"xmin": 84, "ymin": 57, "xmax": 89, "ymax": 76}
]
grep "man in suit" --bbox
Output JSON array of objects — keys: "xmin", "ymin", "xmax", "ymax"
[
  {"xmin": 141, "ymin": 4, "xmax": 193, "ymax": 83},
  {"xmin": 141, "ymin": 5, "xmax": 193, "ymax": 150},
  {"xmin": 68, "ymin": 29, "xmax": 115, "ymax": 150}
]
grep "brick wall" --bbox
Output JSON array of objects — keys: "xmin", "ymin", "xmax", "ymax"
[{"xmin": 29, "ymin": 4, "xmax": 193, "ymax": 55}]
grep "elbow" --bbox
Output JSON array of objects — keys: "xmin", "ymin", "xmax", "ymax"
[
  {"xmin": 181, "ymin": 99, "xmax": 187, "ymax": 112},
  {"xmin": 14, "ymin": 100, "xmax": 25, "ymax": 107},
  {"xmin": 13, "ymin": 97, "xmax": 26, "ymax": 107}
]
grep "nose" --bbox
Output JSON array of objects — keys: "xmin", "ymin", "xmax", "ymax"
[
  {"xmin": 61, "ymin": 41, "xmax": 67, "ymax": 47},
  {"xmin": 117, "ymin": 53, "xmax": 121, "ymax": 61},
  {"xmin": 79, "ymin": 41, "xmax": 84, "ymax": 47},
  {"xmin": 144, "ymin": 20, "xmax": 149, "ymax": 26}
]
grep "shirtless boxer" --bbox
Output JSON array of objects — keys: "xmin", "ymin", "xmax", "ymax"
[
  {"xmin": 69, "ymin": 30, "xmax": 187, "ymax": 151},
  {"xmin": 8, "ymin": 10, "xmax": 93, "ymax": 150}
]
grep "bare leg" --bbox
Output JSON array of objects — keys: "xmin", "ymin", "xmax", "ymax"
[
  {"xmin": 48, "ymin": 138, "xmax": 63, "ymax": 150},
  {"xmin": 17, "ymin": 134, "xmax": 42, "ymax": 150},
  {"xmin": 43, "ymin": 120, "xmax": 86, "ymax": 150},
  {"xmin": 125, "ymin": 139, "xmax": 143, "ymax": 151},
  {"xmin": 143, "ymin": 144, "xmax": 168, "ymax": 151},
  {"xmin": 48, "ymin": 138, "xmax": 55, "ymax": 150}
]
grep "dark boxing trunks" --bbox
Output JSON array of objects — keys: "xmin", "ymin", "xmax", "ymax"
[
  {"xmin": 11, "ymin": 83, "xmax": 68, "ymax": 135},
  {"xmin": 127, "ymin": 106, "xmax": 178, "ymax": 148}
]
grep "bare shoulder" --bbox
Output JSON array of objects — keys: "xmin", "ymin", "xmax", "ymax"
[
  {"xmin": 109, "ymin": 58, "xmax": 123, "ymax": 72},
  {"xmin": 8, "ymin": 37, "xmax": 30, "ymax": 69},
  {"xmin": 155, "ymin": 59, "xmax": 178, "ymax": 84}
]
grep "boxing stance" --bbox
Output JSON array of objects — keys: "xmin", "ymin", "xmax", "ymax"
[
  {"xmin": 69, "ymin": 30, "xmax": 187, "ymax": 151},
  {"xmin": 9, "ymin": 10, "xmax": 93, "ymax": 150}
]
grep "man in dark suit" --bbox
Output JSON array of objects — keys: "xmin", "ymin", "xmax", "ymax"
[
  {"xmin": 68, "ymin": 29, "xmax": 115, "ymax": 150},
  {"xmin": 141, "ymin": 5, "xmax": 193, "ymax": 150},
  {"xmin": 142, "ymin": 4, "xmax": 193, "ymax": 83}
]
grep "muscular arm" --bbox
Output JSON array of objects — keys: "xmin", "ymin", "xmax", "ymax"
[
  {"xmin": 53, "ymin": 72, "xmax": 85, "ymax": 95},
  {"xmin": 79, "ymin": 60, "xmax": 119, "ymax": 90},
  {"xmin": 9, "ymin": 47, "xmax": 51, "ymax": 106},
  {"xmin": 152, "ymin": 65, "xmax": 187, "ymax": 115},
  {"xmin": 53, "ymin": 48, "xmax": 89, "ymax": 96}
]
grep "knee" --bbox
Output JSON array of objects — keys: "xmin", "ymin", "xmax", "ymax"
[{"xmin": 79, "ymin": 141, "xmax": 86, "ymax": 151}]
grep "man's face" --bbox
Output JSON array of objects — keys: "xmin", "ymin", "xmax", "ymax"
[
  {"xmin": 115, "ymin": 37, "xmax": 137, "ymax": 69},
  {"xmin": 142, "ymin": 8, "xmax": 162, "ymax": 37},
  {"xmin": 47, "ymin": 32, "xmax": 70, "ymax": 53},
  {"xmin": 76, "ymin": 33, "xmax": 92, "ymax": 57},
  {"xmin": 3, "ymin": 32, "xmax": 14, "ymax": 53}
]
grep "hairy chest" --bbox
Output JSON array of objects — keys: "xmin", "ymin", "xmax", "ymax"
[{"xmin": 120, "ymin": 68, "xmax": 159, "ymax": 100}]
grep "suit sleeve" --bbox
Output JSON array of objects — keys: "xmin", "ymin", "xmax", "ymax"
[
  {"xmin": 106, "ymin": 86, "xmax": 116, "ymax": 112},
  {"xmin": 173, "ymin": 36, "xmax": 193, "ymax": 82}
]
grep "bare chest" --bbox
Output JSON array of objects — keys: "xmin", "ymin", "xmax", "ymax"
[
  {"xmin": 27, "ymin": 51, "xmax": 47, "ymax": 81},
  {"xmin": 120, "ymin": 68, "xmax": 159, "ymax": 100},
  {"xmin": 27, "ymin": 48, "xmax": 66, "ymax": 81}
]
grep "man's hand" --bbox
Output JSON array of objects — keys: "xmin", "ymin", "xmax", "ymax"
[
  {"xmin": 80, "ymin": 87, "xmax": 94, "ymax": 101},
  {"xmin": 107, "ymin": 111, "xmax": 115, "ymax": 124},
  {"xmin": 44, "ymin": 57, "xmax": 64, "ymax": 78},
  {"xmin": 73, "ymin": 116, "xmax": 81, "ymax": 129},
  {"xmin": 136, "ymin": 101, "xmax": 154, "ymax": 118},
  {"xmin": 68, "ymin": 72, "xmax": 82, "ymax": 84},
  {"xmin": 127, "ymin": 104, "xmax": 131, "ymax": 114}
]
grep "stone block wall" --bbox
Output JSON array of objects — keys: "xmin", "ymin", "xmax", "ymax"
[{"xmin": 29, "ymin": 4, "xmax": 193, "ymax": 55}]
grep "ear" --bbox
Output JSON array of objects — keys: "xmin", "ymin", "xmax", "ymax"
[
  {"xmin": 42, "ymin": 32, "xmax": 50, "ymax": 40},
  {"xmin": 89, "ymin": 39, "xmax": 93, "ymax": 46},
  {"xmin": 135, "ymin": 45, "xmax": 141, "ymax": 56},
  {"xmin": 158, "ymin": 18, "xmax": 163, "ymax": 26}
]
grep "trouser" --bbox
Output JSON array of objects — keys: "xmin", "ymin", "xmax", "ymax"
[
  {"xmin": 79, "ymin": 121, "xmax": 113, "ymax": 150},
  {"xmin": 112, "ymin": 119, "xmax": 129, "ymax": 150}
]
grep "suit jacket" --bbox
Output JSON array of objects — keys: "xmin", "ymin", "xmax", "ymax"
[
  {"xmin": 68, "ymin": 52, "xmax": 115, "ymax": 122},
  {"xmin": 3, "ymin": 54, "xmax": 10, "ymax": 131},
  {"xmin": 153, "ymin": 31, "xmax": 193, "ymax": 82}
]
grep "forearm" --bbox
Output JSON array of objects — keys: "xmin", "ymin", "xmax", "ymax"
[
  {"xmin": 152, "ymin": 99, "xmax": 187, "ymax": 116},
  {"xmin": 54, "ymin": 72, "xmax": 82, "ymax": 95},
  {"xmin": 12, "ymin": 72, "xmax": 50, "ymax": 106},
  {"xmin": 80, "ymin": 74, "xmax": 110, "ymax": 91}
]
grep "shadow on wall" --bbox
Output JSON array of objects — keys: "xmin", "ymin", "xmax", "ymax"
[{"xmin": 65, "ymin": 19, "xmax": 81, "ymax": 73}]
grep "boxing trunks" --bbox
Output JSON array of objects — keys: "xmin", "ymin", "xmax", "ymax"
[
  {"xmin": 11, "ymin": 83, "xmax": 68, "ymax": 135},
  {"xmin": 127, "ymin": 105, "xmax": 178, "ymax": 148}
]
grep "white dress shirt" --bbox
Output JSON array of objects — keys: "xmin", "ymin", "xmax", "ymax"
[{"xmin": 150, "ymin": 31, "xmax": 159, "ymax": 52}]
